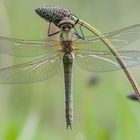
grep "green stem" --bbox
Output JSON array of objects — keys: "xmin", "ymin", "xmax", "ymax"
[{"xmin": 76, "ymin": 19, "xmax": 140, "ymax": 101}]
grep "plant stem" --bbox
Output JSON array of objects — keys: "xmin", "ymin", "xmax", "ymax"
[{"xmin": 76, "ymin": 18, "xmax": 140, "ymax": 101}]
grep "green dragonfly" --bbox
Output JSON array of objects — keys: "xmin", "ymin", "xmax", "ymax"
[{"xmin": 0, "ymin": 7, "xmax": 140, "ymax": 129}]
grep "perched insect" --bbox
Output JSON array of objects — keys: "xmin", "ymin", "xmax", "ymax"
[{"xmin": 0, "ymin": 6, "xmax": 140, "ymax": 129}]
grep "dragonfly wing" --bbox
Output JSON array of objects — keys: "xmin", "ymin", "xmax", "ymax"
[
  {"xmin": 0, "ymin": 53, "xmax": 62, "ymax": 84},
  {"xmin": 75, "ymin": 50, "xmax": 140, "ymax": 72},
  {"xmin": 0, "ymin": 37, "xmax": 61, "ymax": 57},
  {"xmin": 75, "ymin": 24, "xmax": 140, "ymax": 51}
]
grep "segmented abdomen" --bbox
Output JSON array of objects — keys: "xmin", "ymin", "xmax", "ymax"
[{"xmin": 35, "ymin": 6, "xmax": 72, "ymax": 25}]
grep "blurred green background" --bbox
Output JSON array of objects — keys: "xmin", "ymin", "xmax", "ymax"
[{"xmin": 1, "ymin": 0, "xmax": 140, "ymax": 140}]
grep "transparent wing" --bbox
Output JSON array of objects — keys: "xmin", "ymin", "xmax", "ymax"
[
  {"xmin": 75, "ymin": 24, "xmax": 140, "ymax": 51},
  {"xmin": 0, "ymin": 53, "xmax": 62, "ymax": 84},
  {"xmin": 75, "ymin": 50, "xmax": 140, "ymax": 72},
  {"xmin": 0, "ymin": 36, "xmax": 61, "ymax": 57}
]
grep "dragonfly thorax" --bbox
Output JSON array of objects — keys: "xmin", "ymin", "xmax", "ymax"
[
  {"xmin": 59, "ymin": 18, "xmax": 75, "ymax": 53},
  {"xmin": 61, "ymin": 41, "xmax": 73, "ymax": 53},
  {"xmin": 60, "ymin": 33, "xmax": 74, "ymax": 53}
]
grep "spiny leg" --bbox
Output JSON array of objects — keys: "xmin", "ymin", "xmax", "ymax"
[{"xmin": 48, "ymin": 22, "xmax": 61, "ymax": 37}]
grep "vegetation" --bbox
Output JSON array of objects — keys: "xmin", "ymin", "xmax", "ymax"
[{"xmin": 0, "ymin": 0, "xmax": 140, "ymax": 139}]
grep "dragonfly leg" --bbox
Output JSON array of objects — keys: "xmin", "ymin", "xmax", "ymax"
[
  {"xmin": 74, "ymin": 27, "xmax": 84, "ymax": 39},
  {"xmin": 48, "ymin": 22, "xmax": 61, "ymax": 37},
  {"xmin": 71, "ymin": 14, "xmax": 79, "ymax": 25},
  {"xmin": 79, "ymin": 25, "xmax": 85, "ymax": 39}
]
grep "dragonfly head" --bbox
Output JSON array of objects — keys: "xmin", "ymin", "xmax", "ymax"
[{"xmin": 58, "ymin": 17, "xmax": 75, "ymax": 30}]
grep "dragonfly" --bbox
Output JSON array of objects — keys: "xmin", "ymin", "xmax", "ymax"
[{"xmin": 1, "ymin": 7, "xmax": 140, "ymax": 129}]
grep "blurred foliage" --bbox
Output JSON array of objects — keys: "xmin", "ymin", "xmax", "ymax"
[{"xmin": 0, "ymin": 0, "xmax": 140, "ymax": 140}]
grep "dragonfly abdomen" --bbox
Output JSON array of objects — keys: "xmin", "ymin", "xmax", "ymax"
[{"xmin": 63, "ymin": 53, "xmax": 74, "ymax": 129}]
